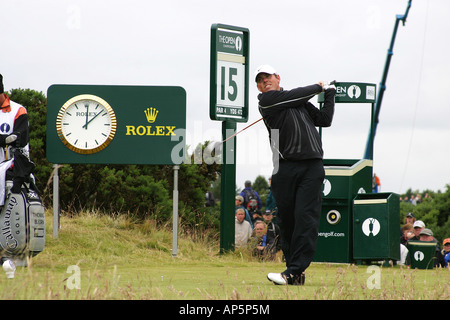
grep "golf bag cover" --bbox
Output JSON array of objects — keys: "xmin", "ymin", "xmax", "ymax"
[{"xmin": 0, "ymin": 181, "xmax": 46, "ymax": 258}]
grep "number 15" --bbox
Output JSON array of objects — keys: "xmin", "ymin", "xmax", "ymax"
[
  {"xmin": 216, "ymin": 61, "xmax": 244, "ymax": 107},
  {"xmin": 221, "ymin": 66, "xmax": 238, "ymax": 102}
]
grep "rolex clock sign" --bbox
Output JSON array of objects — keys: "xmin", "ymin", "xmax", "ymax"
[{"xmin": 47, "ymin": 85, "xmax": 186, "ymax": 165}]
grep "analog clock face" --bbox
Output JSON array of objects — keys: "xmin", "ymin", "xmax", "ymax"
[{"xmin": 56, "ymin": 94, "xmax": 117, "ymax": 154}]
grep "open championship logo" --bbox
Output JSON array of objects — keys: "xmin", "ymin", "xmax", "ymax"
[
  {"xmin": 347, "ymin": 85, "xmax": 361, "ymax": 99},
  {"xmin": 362, "ymin": 218, "xmax": 380, "ymax": 237},
  {"xmin": 235, "ymin": 36, "xmax": 242, "ymax": 52},
  {"xmin": 0, "ymin": 123, "xmax": 11, "ymax": 133},
  {"xmin": 322, "ymin": 179, "xmax": 331, "ymax": 196},
  {"xmin": 414, "ymin": 251, "xmax": 425, "ymax": 261}
]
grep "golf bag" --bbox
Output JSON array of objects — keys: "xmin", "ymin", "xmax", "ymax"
[{"xmin": 0, "ymin": 168, "xmax": 46, "ymax": 260}]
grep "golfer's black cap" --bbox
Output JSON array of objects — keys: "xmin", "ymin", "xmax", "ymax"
[{"xmin": 0, "ymin": 74, "xmax": 3, "ymax": 94}]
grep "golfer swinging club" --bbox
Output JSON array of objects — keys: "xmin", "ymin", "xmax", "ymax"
[{"xmin": 255, "ymin": 65, "xmax": 336, "ymax": 285}]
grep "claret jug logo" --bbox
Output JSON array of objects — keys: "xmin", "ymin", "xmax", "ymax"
[
  {"xmin": 144, "ymin": 107, "xmax": 159, "ymax": 123},
  {"xmin": 362, "ymin": 218, "xmax": 381, "ymax": 237},
  {"xmin": 125, "ymin": 107, "xmax": 176, "ymax": 137}
]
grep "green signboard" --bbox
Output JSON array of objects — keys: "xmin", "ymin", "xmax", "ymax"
[
  {"xmin": 210, "ymin": 24, "xmax": 249, "ymax": 122},
  {"xmin": 318, "ymin": 82, "xmax": 376, "ymax": 103},
  {"xmin": 46, "ymin": 85, "xmax": 186, "ymax": 165},
  {"xmin": 209, "ymin": 24, "xmax": 249, "ymax": 253},
  {"xmin": 318, "ymin": 81, "xmax": 377, "ymax": 159}
]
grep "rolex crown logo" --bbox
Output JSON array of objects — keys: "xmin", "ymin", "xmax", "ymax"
[{"xmin": 144, "ymin": 107, "xmax": 159, "ymax": 123}]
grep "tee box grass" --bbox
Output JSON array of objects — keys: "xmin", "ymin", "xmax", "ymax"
[{"xmin": 0, "ymin": 211, "xmax": 448, "ymax": 300}]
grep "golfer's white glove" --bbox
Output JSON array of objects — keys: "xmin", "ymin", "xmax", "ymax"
[{"xmin": 323, "ymin": 81, "xmax": 336, "ymax": 91}]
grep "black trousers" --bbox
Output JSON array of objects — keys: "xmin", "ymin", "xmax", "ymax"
[{"xmin": 271, "ymin": 158, "xmax": 324, "ymax": 276}]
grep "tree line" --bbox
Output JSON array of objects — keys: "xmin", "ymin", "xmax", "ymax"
[{"xmin": 7, "ymin": 88, "xmax": 449, "ymax": 241}]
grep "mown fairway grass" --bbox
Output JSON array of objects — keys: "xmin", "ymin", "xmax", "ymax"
[{"xmin": 0, "ymin": 211, "xmax": 448, "ymax": 300}]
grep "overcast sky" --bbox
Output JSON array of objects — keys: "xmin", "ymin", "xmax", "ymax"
[{"xmin": 2, "ymin": 0, "xmax": 449, "ymax": 194}]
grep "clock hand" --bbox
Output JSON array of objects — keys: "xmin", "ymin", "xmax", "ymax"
[
  {"xmin": 82, "ymin": 110, "xmax": 104, "ymax": 129},
  {"xmin": 84, "ymin": 104, "xmax": 89, "ymax": 129}
]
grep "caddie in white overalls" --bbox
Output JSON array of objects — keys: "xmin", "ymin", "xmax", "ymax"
[{"xmin": 0, "ymin": 74, "xmax": 35, "ymax": 278}]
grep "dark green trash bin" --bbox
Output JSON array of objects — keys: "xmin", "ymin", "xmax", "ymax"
[
  {"xmin": 352, "ymin": 192, "xmax": 400, "ymax": 262},
  {"xmin": 407, "ymin": 241, "xmax": 437, "ymax": 269},
  {"xmin": 314, "ymin": 159, "xmax": 373, "ymax": 263}
]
